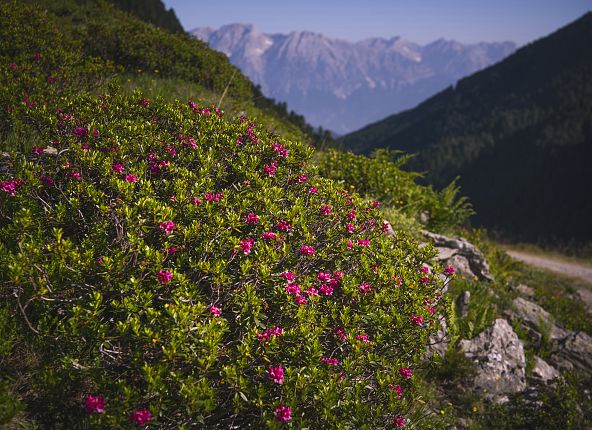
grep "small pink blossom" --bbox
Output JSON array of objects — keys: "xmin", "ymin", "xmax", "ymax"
[
  {"xmin": 264, "ymin": 161, "xmax": 277, "ymax": 177},
  {"xmin": 308, "ymin": 187, "xmax": 318, "ymax": 194},
  {"xmin": 333, "ymin": 271, "xmax": 344, "ymax": 281},
  {"xmin": 305, "ymin": 287, "xmax": 319, "ymax": 296},
  {"xmin": 444, "ymin": 265, "xmax": 455, "ymax": 276},
  {"xmin": 31, "ymin": 146, "xmax": 44, "ymax": 154},
  {"xmin": 420, "ymin": 276, "xmax": 429, "ymax": 284},
  {"xmin": 111, "ymin": 162, "xmax": 125, "ymax": 173},
  {"xmin": 272, "ymin": 142, "xmax": 289, "ymax": 158},
  {"xmin": 346, "ymin": 209, "xmax": 356, "ymax": 220},
  {"xmin": 69, "ymin": 171, "xmax": 81, "ymax": 180},
  {"xmin": 267, "ymin": 365, "xmax": 285, "ymax": 384},
  {"xmin": 346, "ymin": 240, "xmax": 353, "ymax": 250},
  {"xmin": 300, "ymin": 245, "xmax": 315, "ymax": 256},
  {"xmin": 73, "ymin": 127, "xmax": 88, "ymax": 138},
  {"xmin": 399, "ymin": 367, "xmax": 413, "ymax": 380},
  {"xmin": 295, "ymin": 295, "xmax": 307, "ymax": 305},
  {"xmin": 285, "ymin": 284, "xmax": 301, "ymax": 295},
  {"xmin": 346, "ymin": 223, "xmax": 355, "ymax": 234},
  {"xmin": 192, "ymin": 198, "xmax": 202, "ymax": 206},
  {"xmin": 156, "ymin": 270, "xmax": 173, "ymax": 284},
  {"xmin": 319, "ymin": 284, "xmax": 334, "ymax": 296},
  {"xmin": 125, "ymin": 174, "xmax": 138, "ymax": 183},
  {"xmin": 239, "ymin": 237, "xmax": 255, "ymax": 255},
  {"xmin": 359, "ymin": 282, "xmax": 372, "ymax": 295},
  {"xmin": 84, "ymin": 394, "xmax": 106, "ymax": 414},
  {"xmin": 245, "ymin": 212, "xmax": 259, "ymax": 225},
  {"xmin": 321, "ymin": 356, "xmax": 340, "ymax": 366},
  {"xmin": 371, "ymin": 200, "xmax": 381, "ymax": 207},
  {"xmin": 261, "ymin": 231, "xmax": 277, "ymax": 240},
  {"xmin": 277, "ymin": 219, "xmax": 291, "ymax": 232},
  {"xmin": 280, "ymin": 271, "xmax": 296, "ymax": 282},
  {"xmin": 130, "ymin": 408, "xmax": 152, "ymax": 426},
  {"xmin": 393, "ymin": 416, "xmax": 406, "ymax": 428},
  {"xmin": 357, "ymin": 239, "xmax": 370, "ymax": 247},
  {"xmin": 138, "ymin": 98, "xmax": 151, "ymax": 107},
  {"xmin": 40, "ymin": 175, "xmax": 54, "ymax": 186},
  {"xmin": 356, "ymin": 333, "xmax": 370, "ymax": 343},
  {"xmin": 257, "ymin": 327, "xmax": 283, "ymax": 343},
  {"xmin": 166, "ymin": 145, "xmax": 177, "ymax": 157},
  {"xmin": 274, "ymin": 405, "xmax": 291, "ymax": 422},
  {"xmin": 209, "ymin": 305, "xmax": 222, "ymax": 317},
  {"xmin": 205, "ymin": 192, "xmax": 223, "ymax": 202},
  {"xmin": 297, "ymin": 174, "xmax": 308, "ymax": 183},
  {"xmin": 167, "ymin": 246, "xmax": 177, "ymax": 254},
  {"xmin": 33, "ymin": 52, "xmax": 41, "ymax": 61},
  {"xmin": 319, "ymin": 204, "xmax": 331, "ymax": 215},
  {"xmin": 159, "ymin": 220, "xmax": 176, "ymax": 234},
  {"xmin": 389, "ymin": 384, "xmax": 403, "ymax": 399},
  {"xmin": 334, "ymin": 326, "xmax": 347, "ymax": 342},
  {"xmin": 410, "ymin": 314, "xmax": 424, "ymax": 326},
  {"xmin": 317, "ymin": 272, "xmax": 332, "ymax": 282},
  {"xmin": 420, "ymin": 266, "xmax": 430, "ymax": 274}
]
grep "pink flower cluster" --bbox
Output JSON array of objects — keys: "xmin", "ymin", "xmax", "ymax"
[
  {"xmin": 299, "ymin": 245, "xmax": 315, "ymax": 256},
  {"xmin": 261, "ymin": 231, "xmax": 277, "ymax": 240},
  {"xmin": 272, "ymin": 142, "xmax": 289, "ymax": 158},
  {"xmin": 209, "ymin": 305, "xmax": 222, "ymax": 317},
  {"xmin": 399, "ymin": 367, "xmax": 413, "ymax": 380},
  {"xmin": 359, "ymin": 282, "xmax": 372, "ymax": 295},
  {"xmin": 85, "ymin": 394, "xmax": 106, "ymax": 414},
  {"xmin": 1, "ymin": 179, "xmax": 25, "ymax": 196},
  {"xmin": 264, "ymin": 161, "xmax": 277, "ymax": 177},
  {"xmin": 130, "ymin": 408, "xmax": 152, "ymax": 425},
  {"xmin": 239, "ymin": 237, "xmax": 255, "ymax": 255},
  {"xmin": 205, "ymin": 192, "xmax": 223, "ymax": 202},
  {"xmin": 393, "ymin": 415, "xmax": 407, "ymax": 428},
  {"xmin": 410, "ymin": 314, "xmax": 424, "ymax": 326},
  {"xmin": 159, "ymin": 220, "xmax": 176, "ymax": 234},
  {"xmin": 335, "ymin": 326, "xmax": 347, "ymax": 342},
  {"xmin": 267, "ymin": 365, "xmax": 285, "ymax": 384},
  {"xmin": 321, "ymin": 356, "xmax": 340, "ymax": 366},
  {"xmin": 156, "ymin": 270, "xmax": 173, "ymax": 284},
  {"xmin": 319, "ymin": 204, "xmax": 331, "ymax": 215},
  {"xmin": 277, "ymin": 219, "xmax": 291, "ymax": 232},
  {"xmin": 245, "ymin": 212, "xmax": 259, "ymax": 224},
  {"xmin": 280, "ymin": 271, "xmax": 296, "ymax": 282},
  {"xmin": 356, "ymin": 333, "xmax": 370, "ymax": 343},
  {"xmin": 444, "ymin": 265, "xmax": 455, "ymax": 275},
  {"xmin": 256, "ymin": 327, "xmax": 283, "ymax": 343},
  {"xmin": 40, "ymin": 175, "xmax": 54, "ymax": 186},
  {"xmin": 274, "ymin": 405, "xmax": 291, "ymax": 422},
  {"xmin": 389, "ymin": 383, "xmax": 404, "ymax": 399}
]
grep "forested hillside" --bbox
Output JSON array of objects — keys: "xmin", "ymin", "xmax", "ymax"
[{"xmin": 339, "ymin": 12, "xmax": 592, "ymax": 246}]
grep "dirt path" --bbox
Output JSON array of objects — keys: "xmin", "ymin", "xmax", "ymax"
[{"xmin": 506, "ymin": 250, "xmax": 592, "ymax": 285}]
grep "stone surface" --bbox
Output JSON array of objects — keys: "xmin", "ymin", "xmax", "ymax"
[
  {"xmin": 550, "ymin": 331, "xmax": 592, "ymax": 372},
  {"xmin": 423, "ymin": 231, "xmax": 494, "ymax": 281},
  {"xmin": 456, "ymin": 291, "xmax": 471, "ymax": 319},
  {"xmin": 459, "ymin": 319, "xmax": 526, "ymax": 401},
  {"xmin": 509, "ymin": 297, "xmax": 569, "ymax": 341},
  {"xmin": 531, "ymin": 356, "xmax": 560, "ymax": 383},
  {"xmin": 426, "ymin": 313, "xmax": 449, "ymax": 358},
  {"xmin": 516, "ymin": 283, "xmax": 535, "ymax": 298}
]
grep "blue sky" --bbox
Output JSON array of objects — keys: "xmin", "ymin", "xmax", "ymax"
[{"xmin": 162, "ymin": 0, "xmax": 591, "ymax": 45}]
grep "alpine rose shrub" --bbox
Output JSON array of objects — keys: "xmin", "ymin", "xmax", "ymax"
[{"xmin": 0, "ymin": 79, "xmax": 443, "ymax": 428}]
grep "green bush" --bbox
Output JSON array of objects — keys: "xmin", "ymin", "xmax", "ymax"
[{"xmin": 0, "ymin": 47, "xmax": 448, "ymax": 427}]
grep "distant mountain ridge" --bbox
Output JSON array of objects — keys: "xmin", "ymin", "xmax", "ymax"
[
  {"xmin": 191, "ymin": 24, "xmax": 515, "ymax": 133},
  {"xmin": 338, "ymin": 12, "xmax": 592, "ymax": 245}
]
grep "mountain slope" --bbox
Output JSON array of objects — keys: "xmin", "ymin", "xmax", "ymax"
[
  {"xmin": 338, "ymin": 12, "xmax": 592, "ymax": 245},
  {"xmin": 192, "ymin": 24, "xmax": 515, "ymax": 133}
]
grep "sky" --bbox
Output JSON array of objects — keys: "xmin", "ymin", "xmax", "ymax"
[{"xmin": 162, "ymin": 0, "xmax": 591, "ymax": 46}]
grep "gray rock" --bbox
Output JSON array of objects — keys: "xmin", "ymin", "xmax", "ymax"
[
  {"xmin": 550, "ymin": 331, "xmax": 592, "ymax": 372},
  {"xmin": 531, "ymin": 356, "xmax": 560, "ymax": 383},
  {"xmin": 516, "ymin": 283, "xmax": 535, "ymax": 298},
  {"xmin": 509, "ymin": 297, "xmax": 569, "ymax": 341},
  {"xmin": 576, "ymin": 288, "xmax": 592, "ymax": 315},
  {"xmin": 423, "ymin": 231, "xmax": 494, "ymax": 281},
  {"xmin": 459, "ymin": 319, "xmax": 526, "ymax": 401},
  {"xmin": 426, "ymin": 313, "xmax": 449, "ymax": 358},
  {"xmin": 456, "ymin": 291, "xmax": 471, "ymax": 319}
]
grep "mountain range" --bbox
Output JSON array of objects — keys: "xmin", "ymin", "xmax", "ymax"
[
  {"xmin": 338, "ymin": 12, "xmax": 592, "ymax": 246},
  {"xmin": 191, "ymin": 24, "xmax": 515, "ymax": 133}
]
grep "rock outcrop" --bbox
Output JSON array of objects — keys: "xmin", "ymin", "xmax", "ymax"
[
  {"xmin": 459, "ymin": 319, "xmax": 526, "ymax": 401},
  {"xmin": 423, "ymin": 231, "xmax": 494, "ymax": 281}
]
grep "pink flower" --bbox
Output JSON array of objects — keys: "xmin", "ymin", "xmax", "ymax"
[
  {"xmin": 356, "ymin": 333, "xmax": 370, "ymax": 343},
  {"xmin": 299, "ymin": 245, "xmax": 315, "ymax": 256},
  {"xmin": 399, "ymin": 367, "xmax": 413, "ymax": 380},
  {"xmin": 73, "ymin": 127, "xmax": 88, "ymax": 138},
  {"xmin": 319, "ymin": 204, "xmax": 331, "ymax": 215},
  {"xmin": 272, "ymin": 142, "xmax": 289, "ymax": 158},
  {"xmin": 264, "ymin": 161, "xmax": 277, "ymax": 177},
  {"xmin": 389, "ymin": 384, "xmax": 403, "ymax": 399},
  {"xmin": 334, "ymin": 326, "xmax": 347, "ymax": 342},
  {"xmin": 321, "ymin": 356, "xmax": 340, "ymax": 366},
  {"xmin": 420, "ymin": 266, "xmax": 430, "ymax": 274},
  {"xmin": 317, "ymin": 272, "xmax": 331, "ymax": 282},
  {"xmin": 159, "ymin": 220, "xmax": 176, "ymax": 234},
  {"xmin": 297, "ymin": 174, "xmax": 308, "ymax": 183},
  {"xmin": 69, "ymin": 172, "xmax": 81, "ymax": 180},
  {"xmin": 444, "ymin": 265, "xmax": 455, "ymax": 276},
  {"xmin": 192, "ymin": 197, "xmax": 202, "ymax": 206},
  {"xmin": 156, "ymin": 270, "xmax": 173, "ymax": 284},
  {"xmin": 267, "ymin": 365, "xmax": 285, "ymax": 384},
  {"xmin": 81, "ymin": 144, "xmax": 91, "ymax": 152},
  {"xmin": 262, "ymin": 231, "xmax": 277, "ymax": 241},
  {"xmin": 285, "ymin": 284, "xmax": 301, "ymax": 295},
  {"xmin": 111, "ymin": 162, "xmax": 125, "ymax": 173},
  {"xmin": 359, "ymin": 282, "xmax": 372, "ymax": 295},
  {"xmin": 392, "ymin": 275, "xmax": 403, "ymax": 286},
  {"xmin": 205, "ymin": 192, "xmax": 223, "ymax": 202},
  {"xmin": 8, "ymin": 63, "xmax": 17, "ymax": 71},
  {"xmin": 420, "ymin": 277, "xmax": 429, "ymax": 284},
  {"xmin": 280, "ymin": 271, "xmax": 296, "ymax": 282},
  {"xmin": 245, "ymin": 212, "xmax": 259, "ymax": 225},
  {"xmin": 239, "ymin": 237, "xmax": 255, "ymax": 255},
  {"xmin": 40, "ymin": 175, "xmax": 54, "ymax": 186},
  {"xmin": 410, "ymin": 315, "xmax": 424, "ymax": 326},
  {"xmin": 308, "ymin": 187, "xmax": 318, "ymax": 194},
  {"xmin": 295, "ymin": 295, "xmax": 307, "ymax": 305},
  {"xmin": 209, "ymin": 305, "xmax": 222, "ymax": 317},
  {"xmin": 277, "ymin": 219, "xmax": 291, "ymax": 232},
  {"xmin": 274, "ymin": 405, "xmax": 291, "ymax": 422},
  {"xmin": 382, "ymin": 220, "xmax": 393, "ymax": 234},
  {"xmin": 333, "ymin": 271, "xmax": 344, "ymax": 281},
  {"xmin": 84, "ymin": 394, "xmax": 106, "ymax": 414},
  {"xmin": 346, "ymin": 223, "xmax": 355, "ymax": 234},
  {"xmin": 31, "ymin": 146, "xmax": 44, "ymax": 154},
  {"xmin": 166, "ymin": 145, "xmax": 177, "ymax": 157},
  {"xmin": 130, "ymin": 408, "xmax": 152, "ymax": 426},
  {"xmin": 393, "ymin": 416, "xmax": 406, "ymax": 428},
  {"xmin": 125, "ymin": 174, "xmax": 138, "ymax": 183},
  {"xmin": 257, "ymin": 327, "xmax": 283, "ymax": 343},
  {"xmin": 305, "ymin": 287, "xmax": 319, "ymax": 296},
  {"xmin": 319, "ymin": 284, "xmax": 334, "ymax": 296},
  {"xmin": 357, "ymin": 239, "xmax": 370, "ymax": 247},
  {"xmin": 371, "ymin": 201, "xmax": 381, "ymax": 207},
  {"xmin": 138, "ymin": 98, "xmax": 151, "ymax": 107},
  {"xmin": 346, "ymin": 209, "xmax": 356, "ymax": 220},
  {"xmin": 346, "ymin": 240, "xmax": 353, "ymax": 250},
  {"xmin": 166, "ymin": 246, "xmax": 177, "ymax": 254}
]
